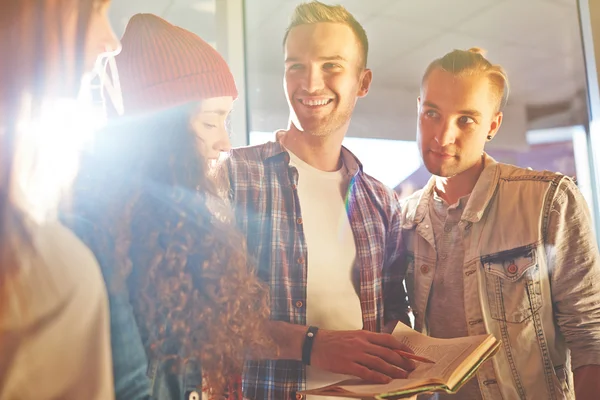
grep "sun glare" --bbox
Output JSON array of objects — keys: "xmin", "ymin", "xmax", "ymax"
[{"xmin": 14, "ymin": 94, "xmax": 104, "ymax": 223}]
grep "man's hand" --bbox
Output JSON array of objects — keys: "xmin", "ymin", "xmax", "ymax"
[
  {"xmin": 310, "ymin": 329, "xmax": 417, "ymax": 383},
  {"xmin": 265, "ymin": 321, "xmax": 416, "ymax": 383},
  {"xmin": 574, "ymin": 365, "xmax": 600, "ymax": 400}
]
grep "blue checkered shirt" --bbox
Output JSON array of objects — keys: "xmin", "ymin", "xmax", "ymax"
[{"xmin": 226, "ymin": 140, "xmax": 409, "ymax": 400}]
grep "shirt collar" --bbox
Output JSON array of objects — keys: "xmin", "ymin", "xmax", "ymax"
[
  {"xmin": 260, "ymin": 130, "xmax": 364, "ymax": 177},
  {"xmin": 412, "ymin": 152, "xmax": 500, "ymax": 224}
]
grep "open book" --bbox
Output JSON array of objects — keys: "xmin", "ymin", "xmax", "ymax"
[{"xmin": 300, "ymin": 324, "xmax": 500, "ymax": 399}]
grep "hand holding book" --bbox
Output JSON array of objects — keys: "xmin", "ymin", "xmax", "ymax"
[{"xmin": 300, "ymin": 324, "xmax": 500, "ymax": 399}]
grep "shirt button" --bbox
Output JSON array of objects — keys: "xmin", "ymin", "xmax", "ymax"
[
  {"xmin": 297, "ymin": 217, "xmax": 303, "ymax": 224},
  {"xmin": 420, "ymin": 264, "xmax": 430, "ymax": 274},
  {"xmin": 444, "ymin": 225, "xmax": 452, "ymax": 233},
  {"xmin": 295, "ymin": 300, "xmax": 303, "ymax": 308},
  {"xmin": 507, "ymin": 264, "xmax": 518, "ymax": 274},
  {"xmin": 296, "ymin": 393, "xmax": 304, "ymax": 400},
  {"xmin": 291, "ymin": 184, "xmax": 297, "ymax": 190},
  {"xmin": 297, "ymin": 257, "xmax": 305, "ymax": 265},
  {"xmin": 187, "ymin": 391, "xmax": 200, "ymax": 400},
  {"xmin": 441, "ymin": 254, "xmax": 447, "ymax": 260}
]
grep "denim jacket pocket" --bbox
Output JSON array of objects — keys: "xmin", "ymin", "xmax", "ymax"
[{"xmin": 481, "ymin": 244, "xmax": 542, "ymax": 323}]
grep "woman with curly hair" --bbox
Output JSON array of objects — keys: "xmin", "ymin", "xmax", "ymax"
[
  {"xmin": 63, "ymin": 13, "xmax": 273, "ymax": 400},
  {"xmin": 0, "ymin": 1, "xmax": 119, "ymax": 398}
]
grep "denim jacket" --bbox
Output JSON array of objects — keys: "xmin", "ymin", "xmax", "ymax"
[
  {"xmin": 400, "ymin": 154, "xmax": 600, "ymax": 399},
  {"xmin": 63, "ymin": 213, "xmax": 204, "ymax": 400}
]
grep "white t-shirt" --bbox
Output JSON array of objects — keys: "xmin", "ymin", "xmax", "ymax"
[
  {"xmin": 0, "ymin": 219, "xmax": 114, "ymax": 400},
  {"xmin": 287, "ymin": 149, "xmax": 363, "ymax": 400}
]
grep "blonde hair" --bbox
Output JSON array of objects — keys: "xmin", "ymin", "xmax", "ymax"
[
  {"xmin": 422, "ymin": 47, "xmax": 510, "ymax": 111},
  {"xmin": 283, "ymin": 1, "xmax": 369, "ymax": 68}
]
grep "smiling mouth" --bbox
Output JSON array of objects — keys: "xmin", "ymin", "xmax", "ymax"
[{"xmin": 297, "ymin": 98, "xmax": 334, "ymax": 108}]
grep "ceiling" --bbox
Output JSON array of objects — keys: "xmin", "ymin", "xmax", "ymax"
[
  {"xmin": 246, "ymin": 0, "xmax": 585, "ymax": 102},
  {"xmin": 109, "ymin": 0, "xmax": 590, "ymax": 147},
  {"xmin": 108, "ymin": 0, "xmax": 223, "ymax": 45}
]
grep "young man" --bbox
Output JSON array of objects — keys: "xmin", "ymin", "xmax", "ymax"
[
  {"xmin": 401, "ymin": 47, "xmax": 600, "ymax": 399},
  {"xmin": 226, "ymin": 2, "xmax": 415, "ymax": 399}
]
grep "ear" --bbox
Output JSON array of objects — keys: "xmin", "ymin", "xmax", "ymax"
[
  {"xmin": 357, "ymin": 68, "xmax": 373, "ymax": 97},
  {"xmin": 487, "ymin": 111, "xmax": 503, "ymax": 141}
]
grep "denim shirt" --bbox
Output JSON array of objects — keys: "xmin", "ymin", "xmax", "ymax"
[
  {"xmin": 400, "ymin": 154, "xmax": 600, "ymax": 399},
  {"xmin": 62, "ymin": 213, "xmax": 204, "ymax": 400}
]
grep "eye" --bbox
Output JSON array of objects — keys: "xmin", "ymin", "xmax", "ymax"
[
  {"xmin": 458, "ymin": 116, "xmax": 475, "ymax": 125},
  {"xmin": 424, "ymin": 109, "xmax": 439, "ymax": 118},
  {"xmin": 288, "ymin": 64, "xmax": 304, "ymax": 71},
  {"xmin": 323, "ymin": 62, "xmax": 341, "ymax": 70},
  {"xmin": 203, "ymin": 123, "xmax": 217, "ymax": 129}
]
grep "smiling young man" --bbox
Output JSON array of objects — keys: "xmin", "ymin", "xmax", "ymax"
[
  {"xmin": 225, "ymin": 2, "xmax": 415, "ymax": 399},
  {"xmin": 401, "ymin": 48, "xmax": 600, "ymax": 399}
]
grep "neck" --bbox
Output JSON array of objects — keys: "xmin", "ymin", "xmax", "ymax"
[
  {"xmin": 281, "ymin": 122, "xmax": 348, "ymax": 172},
  {"xmin": 434, "ymin": 155, "xmax": 486, "ymax": 205}
]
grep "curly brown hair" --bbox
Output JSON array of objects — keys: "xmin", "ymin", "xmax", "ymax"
[{"xmin": 67, "ymin": 103, "xmax": 273, "ymax": 397}]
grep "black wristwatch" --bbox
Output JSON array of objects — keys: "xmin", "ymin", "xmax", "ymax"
[{"xmin": 301, "ymin": 326, "xmax": 319, "ymax": 365}]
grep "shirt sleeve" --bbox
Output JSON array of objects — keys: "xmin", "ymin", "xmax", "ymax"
[
  {"xmin": 63, "ymin": 214, "xmax": 152, "ymax": 400},
  {"xmin": 383, "ymin": 193, "xmax": 410, "ymax": 326},
  {"xmin": 107, "ymin": 287, "xmax": 153, "ymax": 400},
  {"xmin": 548, "ymin": 179, "xmax": 600, "ymax": 370}
]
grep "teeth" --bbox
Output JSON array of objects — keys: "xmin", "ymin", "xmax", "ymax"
[{"xmin": 301, "ymin": 99, "xmax": 330, "ymax": 106}]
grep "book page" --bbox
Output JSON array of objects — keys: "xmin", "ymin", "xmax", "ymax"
[
  {"xmin": 390, "ymin": 324, "xmax": 491, "ymax": 384},
  {"xmin": 394, "ymin": 330, "xmax": 486, "ymax": 383}
]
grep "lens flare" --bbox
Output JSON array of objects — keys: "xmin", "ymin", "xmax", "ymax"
[{"xmin": 13, "ymin": 93, "xmax": 104, "ymax": 223}]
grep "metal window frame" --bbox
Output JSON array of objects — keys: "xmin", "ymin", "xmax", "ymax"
[
  {"xmin": 578, "ymin": 0, "xmax": 600, "ymax": 245},
  {"xmin": 215, "ymin": 0, "xmax": 250, "ymax": 147}
]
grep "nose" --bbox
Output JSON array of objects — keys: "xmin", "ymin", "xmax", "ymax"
[
  {"xmin": 303, "ymin": 65, "xmax": 325, "ymax": 94},
  {"xmin": 435, "ymin": 119, "xmax": 457, "ymax": 147},
  {"xmin": 214, "ymin": 127, "xmax": 232, "ymax": 153}
]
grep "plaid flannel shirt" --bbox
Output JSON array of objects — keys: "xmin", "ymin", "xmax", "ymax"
[{"xmin": 226, "ymin": 140, "xmax": 409, "ymax": 400}]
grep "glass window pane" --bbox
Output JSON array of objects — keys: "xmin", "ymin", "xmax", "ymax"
[{"xmin": 244, "ymin": 1, "xmax": 596, "ymax": 229}]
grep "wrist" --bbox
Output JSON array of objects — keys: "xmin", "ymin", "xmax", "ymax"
[
  {"xmin": 267, "ymin": 321, "xmax": 309, "ymax": 360},
  {"xmin": 301, "ymin": 326, "xmax": 319, "ymax": 365}
]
